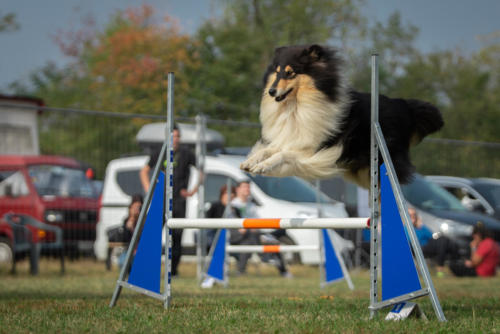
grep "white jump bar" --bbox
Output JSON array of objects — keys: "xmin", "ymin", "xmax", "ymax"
[
  {"xmin": 167, "ymin": 217, "xmax": 370, "ymax": 229},
  {"xmin": 226, "ymin": 244, "xmax": 319, "ymax": 253}
]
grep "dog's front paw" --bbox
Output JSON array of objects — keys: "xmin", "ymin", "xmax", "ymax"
[
  {"xmin": 249, "ymin": 161, "xmax": 276, "ymax": 175},
  {"xmin": 240, "ymin": 160, "xmax": 253, "ymax": 172}
]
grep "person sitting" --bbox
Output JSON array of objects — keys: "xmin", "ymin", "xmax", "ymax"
[
  {"xmin": 231, "ymin": 180, "xmax": 291, "ymax": 278},
  {"xmin": 409, "ymin": 207, "xmax": 460, "ymax": 277},
  {"xmin": 119, "ymin": 194, "xmax": 143, "ymax": 268},
  {"xmin": 449, "ymin": 222, "xmax": 500, "ymax": 277},
  {"xmin": 201, "ymin": 184, "xmax": 241, "ymax": 288},
  {"xmin": 205, "ymin": 184, "xmax": 239, "ymax": 249}
]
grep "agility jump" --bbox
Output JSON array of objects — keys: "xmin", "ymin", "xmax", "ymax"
[
  {"xmin": 201, "ymin": 224, "xmax": 356, "ymax": 290},
  {"xmin": 109, "ymin": 54, "xmax": 447, "ymax": 322},
  {"xmin": 168, "ymin": 217, "xmax": 369, "ymax": 229}
]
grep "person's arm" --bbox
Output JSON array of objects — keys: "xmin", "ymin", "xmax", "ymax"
[
  {"xmin": 181, "ymin": 150, "xmax": 204, "ymax": 197},
  {"xmin": 183, "ymin": 170, "xmax": 204, "ymax": 197},
  {"xmin": 140, "ymin": 165, "xmax": 151, "ymax": 192},
  {"xmin": 465, "ymin": 239, "xmax": 486, "ymax": 267},
  {"xmin": 466, "ymin": 252, "xmax": 483, "ymax": 267}
]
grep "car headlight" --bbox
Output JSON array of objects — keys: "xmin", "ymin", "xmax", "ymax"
[{"xmin": 45, "ymin": 210, "xmax": 64, "ymax": 223}]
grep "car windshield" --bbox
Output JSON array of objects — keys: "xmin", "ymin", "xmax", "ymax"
[
  {"xmin": 402, "ymin": 174, "xmax": 467, "ymax": 212},
  {"xmin": 247, "ymin": 174, "xmax": 333, "ymax": 203},
  {"xmin": 28, "ymin": 165, "xmax": 96, "ymax": 198},
  {"xmin": 474, "ymin": 183, "xmax": 500, "ymax": 209}
]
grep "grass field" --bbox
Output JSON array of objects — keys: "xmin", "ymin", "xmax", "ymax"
[{"xmin": 1, "ymin": 259, "xmax": 499, "ymax": 333}]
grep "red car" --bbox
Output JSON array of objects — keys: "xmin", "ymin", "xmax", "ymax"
[{"xmin": 0, "ymin": 155, "xmax": 99, "ymax": 255}]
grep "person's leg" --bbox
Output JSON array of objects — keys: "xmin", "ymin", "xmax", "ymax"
[
  {"xmin": 274, "ymin": 253, "xmax": 290, "ymax": 276},
  {"xmin": 422, "ymin": 239, "xmax": 438, "ymax": 259},
  {"xmin": 237, "ymin": 253, "xmax": 250, "ymax": 274},
  {"xmin": 434, "ymin": 237, "xmax": 449, "ymax": 267},
  {"xmin": 434, "ymin": 236, "xmax": 463, "ymax": 275},
  {"xmin": 423, "ymin": 238, "xmax": 448, "ymax": 274},
  {"xmin": 171, "ymin": 229, "xmax": 183, "ymax": 276},
  {"xmin": 171, "ymin": 202, "xmax": 186, "ymax": 276},
  {"xmin": 449, "ymin": 260, "xmax": 477, "ymax": 277}
]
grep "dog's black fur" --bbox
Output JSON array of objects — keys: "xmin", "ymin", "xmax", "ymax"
[{"xmin": 241, "ymin": 45, "xmax": 444, "ymax": 187}]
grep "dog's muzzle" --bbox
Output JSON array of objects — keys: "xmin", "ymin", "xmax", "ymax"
[{"xmin": 269, "ymin": 88, "xmax": 293, "ymax": 102}]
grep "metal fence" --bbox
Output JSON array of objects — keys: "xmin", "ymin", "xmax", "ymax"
[{"xmin": 1, "ymin": 103, "xmax": 499, "ymax": 274}]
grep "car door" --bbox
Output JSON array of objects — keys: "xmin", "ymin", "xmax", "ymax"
[{"xmin": 0, "ymin": 168, "xmax": 34, "ymax": 219}]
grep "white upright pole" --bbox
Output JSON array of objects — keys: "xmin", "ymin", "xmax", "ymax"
[
  {"xmin": 369, "ymin": 52, "xmax": 380, "ymax": 319},
  {"xmin": 195, "ymin": 114, "xmax": 205, "ymax": 282},
  {"xmin": 164, "ymin": 72, "xmax": 174, "ymax": 309}
]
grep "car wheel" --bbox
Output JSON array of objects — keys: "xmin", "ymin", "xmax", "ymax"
[{"xmin": 0, "ymin": 237, "xmax": 14, "ymax": 273}]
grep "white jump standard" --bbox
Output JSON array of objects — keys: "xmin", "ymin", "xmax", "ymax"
[{"xmin": 109, "ymin": 56, "xmax": 447, "ymax": 322}]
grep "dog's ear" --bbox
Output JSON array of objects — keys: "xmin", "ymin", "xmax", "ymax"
[
  {"xmin": 299, "ymin": 44, "xmax": 323, "ymax": 64},
  {"xmin": 308, "ymin": 44, "xmax": 323, "ymax": 61}
]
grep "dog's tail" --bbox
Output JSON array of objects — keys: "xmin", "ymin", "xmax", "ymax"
[{"xmin": 407, "ymin": 99, "xmax": 444, "ymax": 144}]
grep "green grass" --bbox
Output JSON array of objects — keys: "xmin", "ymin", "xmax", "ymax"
[{"xmin": 1, "ymin": 259, "xmax": 500, "ymax": 333}]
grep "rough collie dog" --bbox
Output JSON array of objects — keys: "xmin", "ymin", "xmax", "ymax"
[{"xmin": 240, "ymin": 44, "xmax": 443, "ymax": 188}]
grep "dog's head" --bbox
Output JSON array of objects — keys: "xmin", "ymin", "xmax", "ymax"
[{"xmin": 263, "ymin": 44, "xmax": 339, "ymax": 103}]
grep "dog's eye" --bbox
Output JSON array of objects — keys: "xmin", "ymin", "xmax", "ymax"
[{"xmin": 286, "ymin": 70, "xmax": 295, "ymax": 78}]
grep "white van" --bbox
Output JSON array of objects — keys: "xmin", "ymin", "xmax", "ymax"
[{"xmin": 94, "ymin": 153, "xmax": 350, "ymax": 264}]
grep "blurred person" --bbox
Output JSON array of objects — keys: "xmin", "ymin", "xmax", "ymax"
[
  {"xmin": 139, "ymin": 123, "xmax": 203, "ymax": 277},
  {"xmin": 449, "ymin": 222, "xmax": 500, "ymax": 277},
  {"xmin": 408, "ymin": 207, "xmax": 460, "ymax": 277},
  {"xmin": 231, "ymin": 181, "xmax": 291, "ymax": 278},
  {"xmin": 119, "ymin": 194, "xmax": 143, "ymax": 268},
  {"xmin": 201, "ymin": 184, "xmax": 239, "ymax": 288},
  {"xmin": 205, "ymin": 184, "xmax": 239, "ymax": 248},
  {"xmin": 460, "ymin": 189, "xmax": 482, "ymax": 212}
]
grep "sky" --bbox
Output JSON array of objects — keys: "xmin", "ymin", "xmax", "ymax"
[{"xmin": 1, "ymin": 0, "xmax": 499, "ymax": 91}]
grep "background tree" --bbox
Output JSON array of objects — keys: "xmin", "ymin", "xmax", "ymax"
[
  {"xmin": 0, "ymin": 12, "xmax": 19, "ymax": 32},
  {"xmin": 7, "ymin": 2, "xmax": 499, "ymax": 178},
  {"xmin": 15, "ymin": 5, "xmax": 199, "ymax": 176},
  {"xmin": 188, "ymin": 0, "xmax": 366, "ymax": 145}
]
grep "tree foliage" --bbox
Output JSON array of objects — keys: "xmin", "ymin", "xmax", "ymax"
[
  {"xmin": 189, "ymin": 0, "xmax": 366, "ymax": 121},
  {"xmin": 7, "ymin": 2, "xmax": 500, "ymax": 178},
  {"xmin": 0, "ymin": 12, "xmax": 19, "ymax": 32},
  {"xmin": 12, "ymin": 5, "xmax": 200, "ymax": 176}
]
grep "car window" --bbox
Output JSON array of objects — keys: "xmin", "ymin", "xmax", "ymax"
[
  {"xmin": 0, "ymin": 170, "xmax": 30, "ymax": 197},
  {"xmin": 116, "ymin": 169, "xmax": 145, "ymax": 197},
  {"xmin": 205, "ymin": 173, "xmax": 239, "ymax": 204},
  {"xmin": 28, "ymin": 165, "xmax": 96, "ymax": 198},
  {"xmin": 474, "ymin": 183, "xmax": 500, "ymax": 209},
  {"xmin": 402, "ymin": 175, "xmax": 467, "ymax": 211},
  {"xmin": 442, "ymin": 185, "xmax": 488, "ymax": 213}
]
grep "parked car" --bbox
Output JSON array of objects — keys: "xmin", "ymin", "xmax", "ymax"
[
  {"xmin": 94, "ymin": 153, "xmax": 351, "ymax": 264},
  {"xmin": 317, "ymin": 173, "xmax": 500, "ymax": 254},
  {"xmin": 427, "ymin": 176, "xmax": 500, "ymax": 220},
  {"xmin": 401, "ymin": 174, "xmax": 500, "ymax": 247},
  {"xmin": 0, "ymin": 155, "xmax": 99, "ymax": 255}
]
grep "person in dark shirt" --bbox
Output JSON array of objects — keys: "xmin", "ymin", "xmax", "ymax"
[
  {"xmin": 122, "ymin": 194, "xmax": 144, "ymax": 243},
  {"xmin": 205, "ymin": 184, "xmax": 239, "ymax": 248},
  {"xmin": 139, "ymin": 124, "xmax": 202, "ymax": 277},
  {"xmin": 118, "ymin": 194, "xmax": 143, "ymax": 269}
]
